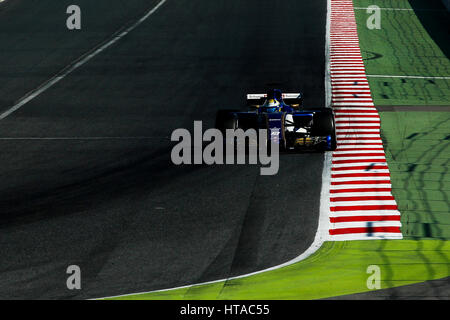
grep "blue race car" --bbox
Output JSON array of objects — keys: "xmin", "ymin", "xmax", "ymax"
[{"xmin": 215, "ymin": 89, "xmax": 337, "ymax": 151}]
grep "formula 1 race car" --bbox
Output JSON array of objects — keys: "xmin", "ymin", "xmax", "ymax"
[{"xmin": 215, "ymin": 89, "xmax": 337, "ymax": 151}]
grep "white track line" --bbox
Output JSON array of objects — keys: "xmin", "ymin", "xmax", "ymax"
[
  {"xmin": 0, "ymin": 0, "xmax": 168, "ymax": 120},
  {"xmin": 367, "ymin": 74, "xmax": 450, "ymax": 80},
  {"xmin": 354, "ymin": 7, "xmax": 445, "ymax": 12},
  {"xmin": 0, "ymin": 137, "xmax": 167, "ymax": 140},
  {"xmin": 354, "ymin": 7, "xmax": 414, "ymax": 11}
]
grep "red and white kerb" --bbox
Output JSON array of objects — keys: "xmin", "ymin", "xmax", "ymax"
[{"xmin": 327, "ymin": 0, "xmax": 402, "ymax": 240}]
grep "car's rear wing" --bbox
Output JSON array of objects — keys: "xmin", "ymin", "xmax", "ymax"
[
  {"xmin": 246, "ymin": 93, "xmax": 302, "ymax": 100},
  {"xmin": 246, "ymin": 92, "xmax": 303, "ymax": 108}
]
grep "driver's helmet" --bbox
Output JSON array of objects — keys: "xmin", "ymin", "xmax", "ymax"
[{"xmin": 262, "ymin": 98, "xmax": 281, "ymax": 113}]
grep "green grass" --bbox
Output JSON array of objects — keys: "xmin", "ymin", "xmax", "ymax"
[
  {"xmin": 108, "ymin": 240, "xmax": 450, "ymax": 299},
  {"xmin": 353, "ymin": 0, "xmax": 450, "ymax": 105},
  {"xmin": 366, "ymin": 78, "xmax": 449, "ymax": 106},
  {"xmin": 380, "ymin": 111, "xmax": 450, "ymax": 239},
  {"xmin": 353, "ymin": 0, "xmax": 450, "ymax": 240}
]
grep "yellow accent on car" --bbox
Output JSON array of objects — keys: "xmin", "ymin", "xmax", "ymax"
[{"xmin": 295, "ymin": 137, "xmax": 313, "ymax": 146}]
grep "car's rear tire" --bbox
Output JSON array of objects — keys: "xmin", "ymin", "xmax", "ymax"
[
  {"xmin": 215, "ymin": 110, "xmax": 239, "ymax": 133},
  {"xmin": 312, "ymin": 110, "xmax": 337, "ymax": 151}
]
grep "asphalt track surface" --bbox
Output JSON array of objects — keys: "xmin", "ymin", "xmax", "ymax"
[{"xmin": 0, "ymin": 0, "xmax": 327, "ymax": 299}]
